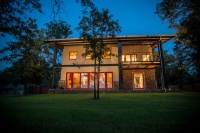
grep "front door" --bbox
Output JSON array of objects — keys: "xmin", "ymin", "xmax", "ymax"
[{"xmin": 133, "ymin": 73, "xmax": 144, "ymax": 89}]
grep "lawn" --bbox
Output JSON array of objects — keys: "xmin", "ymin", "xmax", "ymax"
[{"xmin": 0, "ymin": 92, "xmax": 200, "ymax": 133}]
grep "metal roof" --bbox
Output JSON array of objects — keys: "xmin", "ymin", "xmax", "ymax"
[{"xmin": 44, "ymin": 34, "xmax": 176, "ymax": 49}]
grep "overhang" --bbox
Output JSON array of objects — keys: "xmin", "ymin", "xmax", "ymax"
[{"xmin": 44, "ymin": 34, "xmax": 176, "ymax": 49}]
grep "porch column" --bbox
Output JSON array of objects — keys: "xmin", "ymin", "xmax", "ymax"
[
  {"xmin": 158, "ymin": 37, "xmax": 168, "ymax": 91},
  {"xmin": 118, "ymin": 41, "xmax": 123, "ymax": 89},
  {"xmin": 52, "ymin": 43, "xmax": 58, "ymax": 89}
]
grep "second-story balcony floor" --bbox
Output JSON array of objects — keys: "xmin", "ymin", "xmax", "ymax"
[{"xmin": 122, "ymin": 61, "xmax": 160, "ymax": 69}]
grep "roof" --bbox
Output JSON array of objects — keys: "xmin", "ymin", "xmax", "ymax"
[{"xmin": 44, "ymin": 34, "xmax": 176, "ymax": 49}]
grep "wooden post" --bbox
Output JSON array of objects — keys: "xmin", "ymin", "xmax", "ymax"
[
  {"xmin": 118, "ymin": 41, "xmax": 123, "ymax": 90},
  {"xmin": 52, "ymin": 43, "xmax": 58, "ymax": 89},
  {"xmin": 158, "ymin": 37, "xmax": 168, "ymax": 91}
]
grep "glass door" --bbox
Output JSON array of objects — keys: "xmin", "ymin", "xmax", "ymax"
[{"xmin": 133, "ymin": 73, "xmax": 144, "ymax": 89}]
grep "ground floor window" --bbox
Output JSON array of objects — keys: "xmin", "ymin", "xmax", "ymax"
[
  {"xmin": 66, "ymin": 72, "xmax": 113, "ymax": 89},
  {"xmin": 133, "ymin": 72, "xmax": 144, "ymax": 89}
]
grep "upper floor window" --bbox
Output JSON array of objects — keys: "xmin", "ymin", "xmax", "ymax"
[
  {"xmin": 104, "ymin": 51, "xmax": 111, "ymax": 59},
  {"xmin": 86, "ymin": 53, "xmax": 92, "ymax": 60},
  {"xmin": 122, "ymin": 54, "xmax": 137, "ymax": 61},
  {"xmin": 143, "ymin": 54, "xmax": 150, "ymax": 61},
  {"xmin": 131, "ymin": 55, "xmax": 137, "ymax": 61},
  {"xmin": 122, "ymin": 55, "xmax": 125, "ymax": 61},
  {"xmin": 69, "ymin": 52, "xmax": 77, "ymax": 60}
]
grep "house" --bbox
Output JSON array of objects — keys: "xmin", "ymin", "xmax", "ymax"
[{"xmin": 45, "ymin": 35, "xmax": 175, "ymax": 91}]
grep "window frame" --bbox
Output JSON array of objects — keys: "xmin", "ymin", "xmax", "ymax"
[
  {"xmin": 142, "ymin": 54, "xmax": 150, "ymax": 61},
  {"xmin": 104, "ymin": 50, "xmax": 111, "ymax": 59},
  {"xmin": 66, "ymin": 72, "xmax": 113, "ymax": 89},
  {"xmin": 85, "ymin": 54, "xmax": 92, "ymax": 60},
  {"xmin": 122, "ymin": 54, "xmax": 137, "ymax": 62},
  {"xmin": 69, "ymin": 51, "xmax": 77, "ymax": 60}
]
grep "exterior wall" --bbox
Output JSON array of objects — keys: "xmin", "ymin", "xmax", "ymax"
[
  {"xmin": 60, "ymin": 45, "xmax": 119, "ymax": 89},
  {"xmin": 122, "ymin": 45, "xmax": 152, "ymax": 53},
  {"xmin": 123, "ymin": 69, "xmax": 156, "ymax": 90},
  {"xmin": 60, "ymin": 44, "xmax": 157, "ymax": 90},
  {"xmin": 62, "ymin": 45, "xmax": 119, "ymax": 66}
]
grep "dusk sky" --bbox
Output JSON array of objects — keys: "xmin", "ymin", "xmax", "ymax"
[{"xmin": 0, "ymin": 0, "xmax": 176, "ymax": 70}]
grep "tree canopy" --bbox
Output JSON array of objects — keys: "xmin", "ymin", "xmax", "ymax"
[
  {"xmin": 44, "ymin": 20, "xmax": 72, "ymax": 39},
  {"xmin": 76, "ymin": 0, "xmax": 121, "ymax": 99},
  {"xmin": 0, "ymin": 0, "xmax": 42, "ymax": 36},
  {"xmin": 0, "ymin": 0, "xmax": 72, "ymax": 91},
  {"xmin": 0, "ymin": 18, "xmax": 51, "ymax": 91},
  {"xmin": 156, "ymin": 0, "xmax": 200, "ymax": 82}
]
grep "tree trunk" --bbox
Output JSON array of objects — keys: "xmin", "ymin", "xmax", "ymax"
[
  {"xmin": 97, "ymin": 61, "xmax": 100, "ymax": 99},
  {"xmin": 94, "ymin": 59, "xmax": 96, "ymax": 99}
]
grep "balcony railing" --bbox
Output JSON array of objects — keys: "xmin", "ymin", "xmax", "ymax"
[{"xmin": 121, "ymin": 52, "xmax": 160, "ymax": 62}]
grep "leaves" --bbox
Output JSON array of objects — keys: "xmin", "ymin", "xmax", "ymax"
[
  {"xmin": 0, "ymin": 0, "xmax": 42, "ymax": 36},
  {"xmin": 76, "ymin": 0, "xmax": 121, "ymax": 63},
  {"xmin": 76, "ymin": 0, "xmax": 121, "ymax": 98},
  {"xmin": 44, "ymin": 20, "xmax": 72, "ymax": 39},
  {"xmin": 156, "ymin": 0, "xmax": 200, "ymax": 82},
  {"xmin": 0, "ymin": 18, "xmax": 52, "ymax": 85}
]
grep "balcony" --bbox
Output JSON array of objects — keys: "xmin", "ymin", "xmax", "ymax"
[{"xmin": 122, "ymin": 52, "xmax": 160, "ymax": 69}]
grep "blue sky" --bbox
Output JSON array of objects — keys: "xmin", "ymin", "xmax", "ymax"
[{"xmin": 0, "ymin": 0, "xmax": 176, "ymax": 70}]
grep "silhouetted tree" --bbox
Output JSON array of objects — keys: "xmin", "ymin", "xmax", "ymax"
[
  {"xmin": 76, "ymin": 0, "xmax": 121, "ymax": 99},
  {"xmin": 156, "ymin": 0, "xmax": 200, "ymax": 83},
  {"xmin": 44, "ymin": 20, "xmax": 72, "ymax": 88},
  {"xmin": 0, "ymin": 18, "xmax": 51, "ymax": 93},
  {"xmin": 0, "ymin": 0, "xmax": 42, "ymax": 36}
]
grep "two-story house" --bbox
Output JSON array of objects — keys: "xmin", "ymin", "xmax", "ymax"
[{"xmin": 45, "ymin": 35, "xmax": 175, "ymax": 91}]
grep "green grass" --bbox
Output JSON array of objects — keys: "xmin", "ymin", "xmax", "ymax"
[{"xmin": 0, "ymin": 92, "xmax": 200, "ymax": 133}]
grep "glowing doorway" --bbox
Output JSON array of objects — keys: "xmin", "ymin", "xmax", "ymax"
[{"xmin": 133, "ymin": 73, "xmax": 144, "ymax": 89}]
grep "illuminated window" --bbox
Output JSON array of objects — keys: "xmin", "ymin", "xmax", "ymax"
[
  {"xmin": 69, "ymin": 52, "xmax": 77, "ymax": 60},
  {"xmin": 99, "ymin": 73, "xmax": 105, "ymax": 88},
  {"xmin": 66, "ymin": 73, "xmax": 72, "ymax": 88},
  {"xmin": 104, "ymin": 51, "xmax": 111, "ymax": 59},
  {"xmin": 126, "ymin": 55, "xmax": 131, "ymax": 61},
  {"xmin": 143, "ymin": 55, "xmax": 150, "ymax": 61},
  {"xmin": 66, "ymin": 72, "xmax": 113, "ymax": 89},
  {"xmin": 122, "ymin": 55, "xmax": 125, "ymax": 61},
  {"xmin": 131, "ymin": 55, "xmax": 137, "ymax": 61},
  {"xmin": 81, "ymin": 73, "xmax": 88, "ymax": 88},
  {"xmin": 122, "ymin": 54, "xmax": 137, "ymax": 61},
  {"xmin": 89, "ymin": 73, "xmax": 94, "ymax": 88},
  {"xmin": 133, "ymin": 73, "xmax": 144, "ymax": 89},
  {"xmin": 73, "ymin": 73, "xmax": 80, "ymax": 88},
  {"xmin": 86, "ymin": 53, "xmax": 92, "ymax": 60},
  {"xmin": 107, "ymin": 73, "xmax": 113, "ymax": 88}
]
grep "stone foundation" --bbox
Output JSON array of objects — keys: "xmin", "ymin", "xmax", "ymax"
[
  {"xmin": 123, "ymin": 69, "xmax": 156, "ymax": 90},
  {"xmin": 114, "ymin": 81, "xmax": 119, "ymax": 90}
]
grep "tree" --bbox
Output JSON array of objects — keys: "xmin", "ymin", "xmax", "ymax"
[
  {"xmin": 0, "ymin": 18, "xmax": 51, "ymax": 93},
  {"xmin": 44, "ymin": 20, "xmax": 72, "ymax": 89},
  {"xmin": 44, "ymin": 20, "xmax": 72, "ymax": 39},
  {"xmin": 156, "ymin": 0, "xmax": 200, "ymax": 83},
  {"xmin": 0, "ymin": 0, "xmax": 65, "ymax": 36},
  {"xmin": 0, "ymin": 0, "xmax": 42, "ymax": 36},
  {"xmin": 156, "ymin": 49, "xmax": 195, "ymax": 89},
  {"xmin": 0, "ymin": 0, "xmax": 72, "ymax": 91},
  {"xmin": 76, "ymin": 0, "xmax": 121, "ymax": 99}
]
